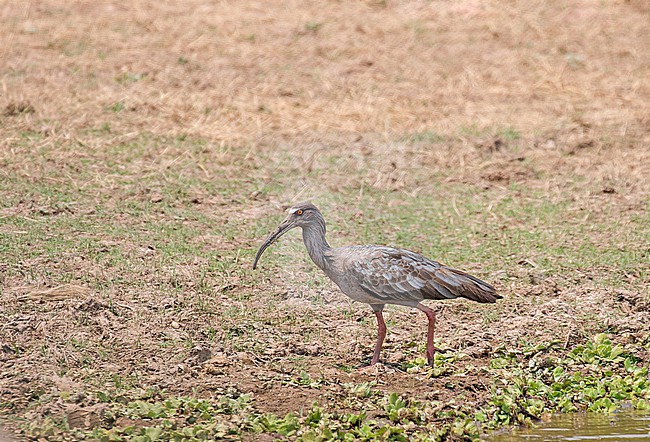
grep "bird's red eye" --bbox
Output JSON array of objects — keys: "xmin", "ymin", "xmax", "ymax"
[{"xmin": 295, "ymin": 209, "xmax": 303, "ymax": 215}]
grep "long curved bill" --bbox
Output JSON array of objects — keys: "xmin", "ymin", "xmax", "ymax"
[{"xmin": 252, "ymin": 218, "xmax": 294, "ymax": 270}]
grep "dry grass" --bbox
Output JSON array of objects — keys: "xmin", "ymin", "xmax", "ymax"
[
  {"xmin": 0, "ymin": 0, "xmax": 649, "ymax": 440},
  {"xmin": 2, "ymin": 0, "xmax": 649, "ymax": 140}
]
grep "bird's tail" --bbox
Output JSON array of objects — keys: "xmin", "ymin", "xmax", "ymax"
[{"xmin": 429, "ymin": 266, "xmax": 501, "ymax": 303}]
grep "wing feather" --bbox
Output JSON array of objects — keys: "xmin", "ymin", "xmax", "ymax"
[{"xmin": 346, "ymin": 246, "xmax": 500, "ymax": 305}]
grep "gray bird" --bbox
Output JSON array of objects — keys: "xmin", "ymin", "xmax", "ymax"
[{"xmin": 253, "ymin": 202, "xmax": 501, "ymax": 366}]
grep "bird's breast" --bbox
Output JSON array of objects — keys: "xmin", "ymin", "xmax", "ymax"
[{"xmin": 329, "ymin": 276, "xmax": 381, "ymax": 305}]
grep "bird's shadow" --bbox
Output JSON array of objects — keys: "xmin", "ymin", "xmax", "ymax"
[{"xmin": 356, "ymin": 360, "xmax": 408, "ymax": 373}]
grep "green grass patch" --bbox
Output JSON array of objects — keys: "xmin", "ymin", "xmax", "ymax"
[{"xmin": 19, "ymin": 334, "xmax": 650, "ymax": 441}]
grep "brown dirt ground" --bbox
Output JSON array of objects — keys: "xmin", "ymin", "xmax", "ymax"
[{"xmin": 1, "ymin": 0, "xmax": 649, "ymax": 439}]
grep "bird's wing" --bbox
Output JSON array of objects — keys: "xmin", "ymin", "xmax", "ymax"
[
  {"xmin": 347, "ymin": 246, "xmax": 499, "ymax": 304},
  {"xmin": 346, "ymin": 247, "xmax": 451, "ymax": 303}
]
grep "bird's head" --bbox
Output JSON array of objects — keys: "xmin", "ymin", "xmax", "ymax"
[{"xmin": 252, "ymin": 202, "xmax": 322, "ymax": 269}]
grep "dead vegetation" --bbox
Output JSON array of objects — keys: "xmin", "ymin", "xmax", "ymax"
[{"xmin": 0, "ymin": 0, "xmax": 649, "ymax": 440}]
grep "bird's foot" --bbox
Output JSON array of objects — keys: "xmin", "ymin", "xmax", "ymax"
[{"xmin": 426, "ymin": 346, "xmax": 443, "ymax": 367}]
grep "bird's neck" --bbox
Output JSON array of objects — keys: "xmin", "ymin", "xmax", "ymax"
[{"xmin": 302, "ymin": 218, "xmax": 331, "ymax": 271}]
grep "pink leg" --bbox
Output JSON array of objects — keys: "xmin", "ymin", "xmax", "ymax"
[
  {"xmin": 371, "ymin": 308, "xmax": 387, "ymax": 365},
  {"xmin": 416, "ymin": 304, "xmax": 437, "ymax": 366}
]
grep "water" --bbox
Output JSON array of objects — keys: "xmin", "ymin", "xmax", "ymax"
[{"xmin": 487, "ymin": 411, "xmax": 650, "ymax": 441}]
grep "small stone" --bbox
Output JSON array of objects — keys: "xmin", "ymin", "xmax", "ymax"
[
  {"xmin": 236, "ymin": 352, "xmax": 252, "ymax": 363},
  {"xmin": 206, "ymin": 353, "xmax": 229, "ymax": 368},
  {"xmin": 196, "ymin": 347, "xmax": 212, "ymax": 363}
]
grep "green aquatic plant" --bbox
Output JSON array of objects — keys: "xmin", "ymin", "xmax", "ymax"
[{"xmin": 19, "ymin": 334, "xmax": 650, "ymax": 441}]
